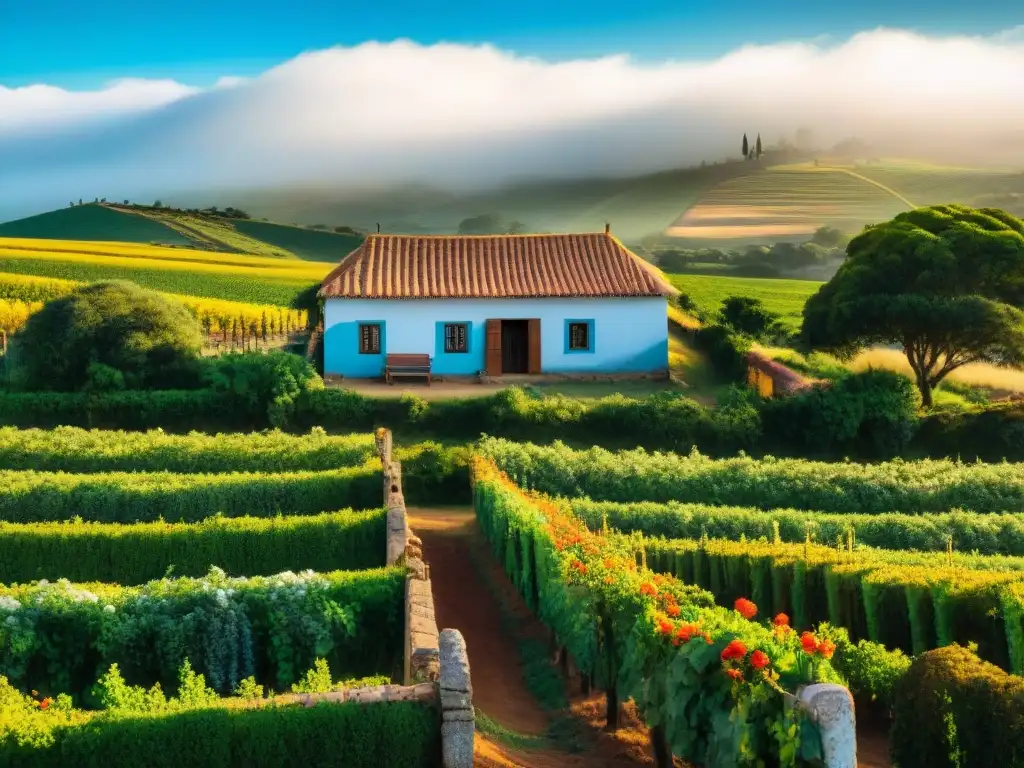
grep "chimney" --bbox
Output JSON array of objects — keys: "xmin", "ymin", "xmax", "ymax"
[{"xmin": 604, "ymin": 222, "xmax": 611, "ymax": 234}]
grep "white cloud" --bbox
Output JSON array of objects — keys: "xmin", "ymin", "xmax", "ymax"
[{"xmin": 0, "ymin": 26, "xmax": 1022, "ymax": 217}]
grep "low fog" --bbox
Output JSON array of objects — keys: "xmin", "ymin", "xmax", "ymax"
[{"xmin": 0, "ymin": 26, "xmax": 1022, "ymax": 220}]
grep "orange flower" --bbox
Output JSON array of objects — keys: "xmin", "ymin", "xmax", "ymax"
[
  {"xmin": 603, "ymin": 576, "xmax": 615, "ymax": 585},
  {"xmin": 675, "ymin": 622, "xmax": 699, "ymax": 643},
  {"xmin": 720, "ymin": 639, "xmax": 747, "ymax": 661},
  {"xmin": 726, "ymin": 668, "xmax": 744, "ymax": 681},
  {"xmin": 734, "ymin": 598, "xmax": 757, "ymax": 620},
  {"xmin": 750, "ymin": 650, "xmax": 770, "ymax": 670},
  {"xmin": 658, "ymin": 619, "xmax": 674, "ymax": 636},
  {"xmin": 666, "ymin": 604, "xmax": 681, "ymax": 618},
  {"xmin": 703, "ymin": 633, "xmax": 713, "ymax": 645},
  {"xmin": 603, "ymin": 558, "xmax": 614, "ymax": 569},
  {"xmin": 570, "ymin": 559, "xmax": 587, "ymax": 574},
  {"xmin": 816, "ymin": 639, "xmax": 835, "ymax": 660},
  {"xmin": 38, "ymin": 698, "xmax": 50, "ymax": 710},
  {"xmin": 639, "ymin": 583, "xmax": 658, "ymax": 598},
  {"xmin": 773, "ymin": 613, "xmax": 790, "ymax": 628},
  {"xmin": 800, "ymin": 632, "xmax": 818, "ymax": 653}
]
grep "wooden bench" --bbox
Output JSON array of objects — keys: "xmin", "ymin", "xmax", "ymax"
[{"xmin": 385, "ymin": 354, "xmax": 432, "ymax": 385}]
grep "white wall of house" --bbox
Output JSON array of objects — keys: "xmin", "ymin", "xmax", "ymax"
[{"xmin": 323, "ymin": 296, "xmax": 668, "ymax": 377}]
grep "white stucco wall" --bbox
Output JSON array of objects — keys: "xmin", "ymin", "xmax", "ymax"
[{"xmin": 323, "ymin": 297, "xmax": 668, "ymax": 377}]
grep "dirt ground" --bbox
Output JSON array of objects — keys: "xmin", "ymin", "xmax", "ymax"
[{"xmin": 408, "ymin": 507, "xmax": 892, "ymax": 768}]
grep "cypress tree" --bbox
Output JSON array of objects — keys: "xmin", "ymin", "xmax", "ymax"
[
  {"xmin": 756, "ymin": 133, "xmax": 763, "ymax": 158},
  {"xmin": 742, "ymin": 133, "xmax": 749, "ymax": 158}
]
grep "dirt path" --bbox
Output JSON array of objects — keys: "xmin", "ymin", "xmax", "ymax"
[{"xmin": 409, "ymin": 507, "xmax": 549, "ymax": 736}]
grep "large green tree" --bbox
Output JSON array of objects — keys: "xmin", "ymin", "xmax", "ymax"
[
  {"xmin": 7, "ymin": 281, "xmax": 202, "ymax": 391},
  {"xmin": 801, "ymin": 205, "xmax": 1024, "ymax": 406}
]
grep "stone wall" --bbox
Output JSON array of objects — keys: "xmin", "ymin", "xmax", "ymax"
[{"xmin": 376, "ymin": 429, "xmax": 471, "ymax": 767}]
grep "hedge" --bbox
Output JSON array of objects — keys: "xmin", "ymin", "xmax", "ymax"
[
  {"xmin": 571, "ymin": 498, "xmax": 1024, "ymax": 556},
  {"xmin": 0, "ymin": 697, "xmax": 440, "ymax": 768},
  {"xmin": 892, "ymin": 645, "xmax": 1024, "ymax": 768},
  {"xmin": 0, "ymin": 465, "xmax": 381, "ymax": 523},
  {"xmin": 637, "ymin": 533, "xmax": 1024, "ymax": 671},
  {"xmin": 0, "ymin": 426, "xmax": 376, "ymax": 473},
  {"xmin": 0, "ymin": 509, "xmax": 386, "ymax": 584},
  {"xmin": 913, "ymin": 400, "xmax": 1024, "ymax": 462},
  {"xmin": 0, "ymin": 567, "xmax": 404, "ymax": 703},
  {"xmin": 472, "ymin": 457, "xmax": 839, "ymax": 767},
  {"xmin": 482, "ymin": 437, "xmax": 1024, "ymax": 513}
]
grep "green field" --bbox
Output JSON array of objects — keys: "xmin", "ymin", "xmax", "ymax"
[
  {"xmin": 669, "ymin": 272, "xmax": 822, "ymax": 328},
  {"xmin": 0, "ymin": 204, "xmax": 365, "ymax": 262}
]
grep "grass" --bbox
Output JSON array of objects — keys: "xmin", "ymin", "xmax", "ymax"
[
  {"xmin": 0, "ymin": 239, "xmax": 330, "ymax": 306},
  {"xmin": 668, "ymin": 272, "xmax": 823, "ymax": 329},
  {"xmin": 0, "ymin": 205, "xmax": 192, "ymax": 245},
  {"xmin": 231, "ymin": 220, "xmax": 364, "ymax": 262}
]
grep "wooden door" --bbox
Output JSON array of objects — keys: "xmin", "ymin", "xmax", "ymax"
[
  {"xmin": 527, "ymin": 319, "xmax": 541, "ymax": 374},
  {"xmin": 485, "ymin": 319, "xmax": 502, "ymax": 376}
]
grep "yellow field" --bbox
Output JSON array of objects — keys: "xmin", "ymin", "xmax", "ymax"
[
  {"xmin": 0, "ymin": 271, "xmax": 306, "ymax": 337},
  {"xmin": 849, "ymin": 348, "xmax": 1024, "ymax": 394},
  {"xmin": 668, "ymin": 163, "xmax": 912, "ymax": 241}
]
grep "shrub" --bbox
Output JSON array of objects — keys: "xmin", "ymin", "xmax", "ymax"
[
  {"xmin": 201, "ymin": 352, "xmax": 323, "ymax": 428},
  {"xmin": 7, "ymin": 281, "xmax": 202, "ymax": 392},
  {"xmin": 0, "ymin": 464, "xmax": 381, "ymax": 523},
  {"xmin": 0, "ymin": 566, "xmax": 404, "ymax": 703},
  {"xmin": 0, "ymin": 426, "xmax": 375, "ymax": 473},
  {"xmin": 762, "ymin": 369, "xmax": 917, "ymax": 458},
  {"xmin": 891, "ymin": 645, "xmax": 1024, "ymax": 768},
  {"xmin": 481, "ymin": 438, "xmax": 1024, "ymax": 513},
  {"xmin": 572, "ymin": 498, "xmax": 1024, "ymax": 556},
  {"xmin": 0, "ymin": 509, "xmax": 386, "ymax": 584},
  {"xmin": 720, "ymin": 296, "xmax": 783, "ymax": 338},
  {"xmin": 693, "ymin": 324, "xmax": 750, "ymax": 383},
  {"xmin": 913, "ymin": 401, "xmax": 1024, "ymax": 461}
]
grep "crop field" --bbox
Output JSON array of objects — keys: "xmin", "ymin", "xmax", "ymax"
[
  {"xmin": 0, "ymin": 237, "xmax": 330, "ymax": 306},
  {"xmin": 231, "ymin": 219, "xmax": 364, "ymax": 262},
  {"xmin": 668, "ymin": 272, "xmax": 822, "ymax": 328},
  {"xmin": 667, "ymin": 164, "xmax": 911, "ymax": 242},
  {"xmin": 475, "ymin": 436, "xmax": 1024, "ymax": 764},
  {"xmin": 0, "ymin": 427, "xmax": 438, "ymax": 766},
  {"xmin": 0, "ymin": 271, "xmax": 307, "ymax": 336}
]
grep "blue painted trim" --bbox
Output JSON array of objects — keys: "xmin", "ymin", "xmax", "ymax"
[
  {"xmin": 356, "ymin": 320, "xmax": 386, "ymax": 355},
  {"xmin": 564, "ymin": 318, "xmax": 595, "ymax": 354},
  {"xmin": 435, "ymin": 321, "xmax": 472, "ymax": 355}
]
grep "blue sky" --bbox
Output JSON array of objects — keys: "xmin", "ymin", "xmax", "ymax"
[{"xmin": 0, "ymin": 0, "xmax": 1017, "ymax": 88}]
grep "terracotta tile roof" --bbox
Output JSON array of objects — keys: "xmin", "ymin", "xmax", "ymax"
[{"xmin": 318, "ymin": 232, "xmax": 678, "ymax": 299}]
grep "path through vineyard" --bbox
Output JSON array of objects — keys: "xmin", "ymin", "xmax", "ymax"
[{"xmin": 409, "ymin": 507, "xmax": 892, "ymax": 768}]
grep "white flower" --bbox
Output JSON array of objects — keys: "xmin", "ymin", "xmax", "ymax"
[
  {"xmin": 0, "ymin": 596, "xmax": 20, "ymax": 612},
  {"xmin": 215, "ymin": 589, "xmax": 228, "ymax": 607},
  {"xmin": 103, "ymin": 605, "xmax": 116, "ymax": 614},
  {"xmin": 4, "ymin": 616, "xmax": 17, "ymax": 627},
  {"xmin": 37, "ymin": 579, "xmax": 49, "ymax": 587}
]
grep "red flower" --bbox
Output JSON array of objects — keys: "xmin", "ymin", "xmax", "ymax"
[
  {"xmin": 720, "ymin": 639, "xmax": 747, "ymax": 661},
  {"xmin": 800, "ymin": 632, "xmax": 818, "ymax": 653},
  {"xmin": 570, "ymin": 559, "xmax": 587, "ymax": 574},
  {"xmin": 38, "ymin": 698, "xmax": 50, "ymax": 710},
  {"xmin": 726, "ymin": 668, "xmax": 744, "ymax": 681},
  {"xmin": 666, "ymin": 604, "xmax": 681, "ymax": 618},
  {"xmin": 734, "ymin": 598, "xmax": 757, "ymax": 620},
  {"xmin": 816, "ymin": 639, "xmax": 836, "ymax": 660},
  {"xmin": 640, "ymin": 583, "xmax": 658, "ymax": 598},
  {"xmin": 658, "ymin": 620, "xmax": 674, "ymax": 636},
  {"xmin": 675, "ymin": 622, "xmax": 699, "ymax": 643},
  {"xmin": 773, "ymin": 613, "xmax": 790, "ymax": 628},
  {"xmin": 750, "ymin": 650, "xmax": 770, "ymax": 670}
]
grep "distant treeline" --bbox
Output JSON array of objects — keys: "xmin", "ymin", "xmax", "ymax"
[{"xmin": 652, "ymin": 226, "xmax": 849, "ymax": 280}]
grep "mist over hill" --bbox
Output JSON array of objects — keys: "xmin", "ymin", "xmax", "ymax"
[{"xmin": 1, "ymin": 27, "xmax": 1022, "ymax": 224}]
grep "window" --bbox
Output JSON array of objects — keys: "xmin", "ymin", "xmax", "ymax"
[
  {"xmin": 358, "ymin": 323, "xmax": 381, "ymax": 354},
  {"xmin": 444, "ymin": 323, "xmax": 469, "ymax": 353},
  {"xmin": 568, "ymin": 321, "xmax": 591, "ymax": 351}
]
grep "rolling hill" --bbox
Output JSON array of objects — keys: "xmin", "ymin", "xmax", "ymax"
[
  {"xmin": 666, "ymin": 160, "xmax": 1024, "ymax": 245},
  {"xmin": 0, "ymin": 204, "xmax": 364, "ymax": 263}
]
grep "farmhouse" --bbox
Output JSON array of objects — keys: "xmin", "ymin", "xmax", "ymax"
[{"xmin": 318, "ymin": 229, "xmax": 677, "ymax": 380}]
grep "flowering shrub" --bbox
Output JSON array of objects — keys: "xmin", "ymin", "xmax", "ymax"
[
  {"xmin": 0, "ymin": 566, "xmax": 403, "ymax": 704},
  {"xmin": 472, "ymin": 457, "xmax": 839, "ymax": 767}
]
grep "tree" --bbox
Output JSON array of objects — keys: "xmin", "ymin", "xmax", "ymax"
[
  {"xmin": 810, "ymin": 226, "xmax": 847, "ymax": 249},
  {"xmin": 6, "ymin": 281, "xmax": 202, "ymax": 392},
  {"xmin": 755, "ymin": 134, "xmax": 762, "ymax": 158},
  {"xmin": 153, "ymin": 200, "xmax": 163, "ymax": 208},
  {"xmin": 720, "ymin": 296, "xmax": 783, "ymax": 338},
  {"xmin": 801, "ymin": 205, "xmax": 1024, "ymax": 407},
  {"xmin": 742, "ymin": 133, "xmax": 749, "ymax": 159},
  {"xmin": 505, "ymin": 220, "xmax": 527, "ymax": 235}
]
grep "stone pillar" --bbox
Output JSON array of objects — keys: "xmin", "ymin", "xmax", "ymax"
[
  {"xmin": 439, "ymin": 629, "xmax": 474, "ymax": 768},
  {"xmin": 387, "ymin": 505, "xmax": 409, "ymax": 565},
  {"xmin": 797, "ymin": 684, "xmax": 856, "ymax": 768}
]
